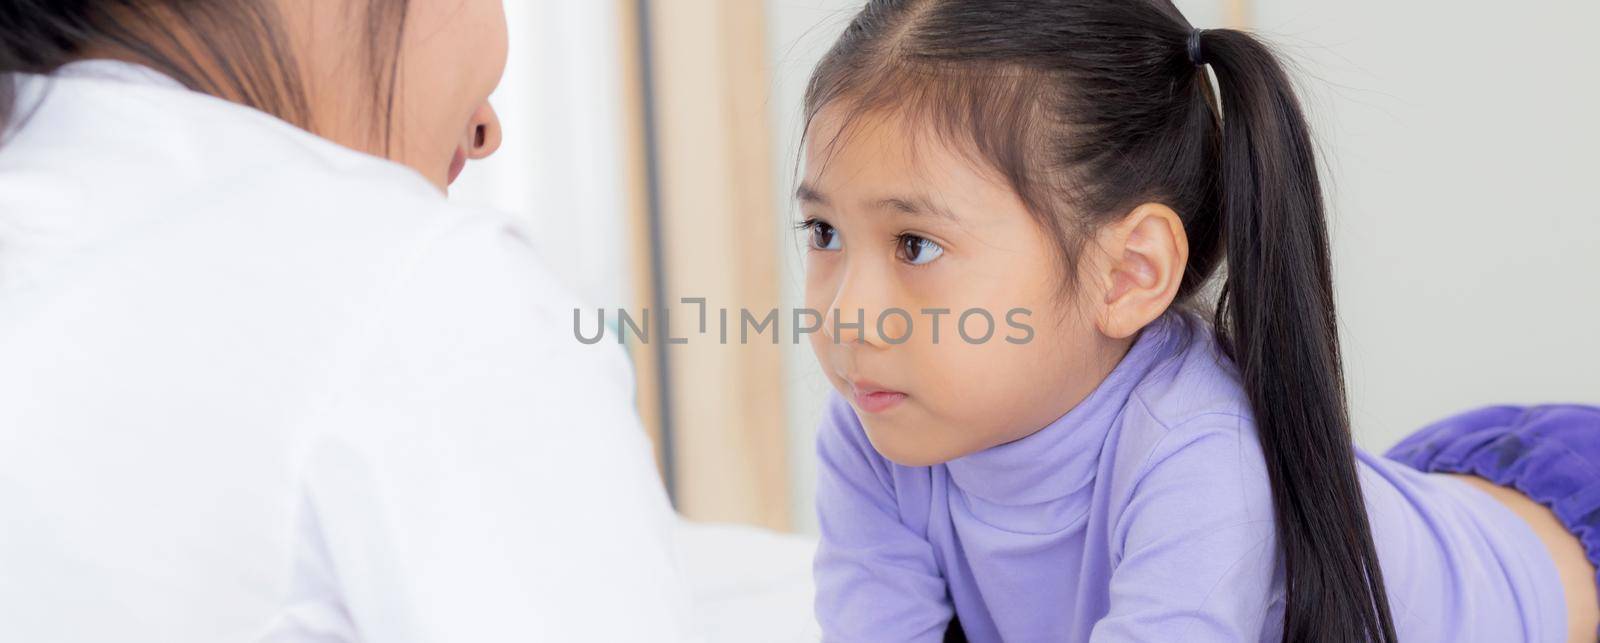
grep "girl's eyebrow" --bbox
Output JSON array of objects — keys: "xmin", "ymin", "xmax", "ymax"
[
  {"xmin": 872, "ymin": 195, "xmax": 958, "ymax": 221},
  {"xmin": 796, "ymin": 182, "xmax": 958, "ymax": 221},
  {"xmin": 796, "ymin": 182, "xmax": 828, "ymax": 205}
]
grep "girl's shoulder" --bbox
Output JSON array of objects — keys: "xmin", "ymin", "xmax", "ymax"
[
  {"xmin": 1087, "ymin": 325, "xmax": 1287, "ymax": 635},
  {"xmin": 1122, "ymin": 313, "xmax": 1257, "ymax": 444},
  {"xmin": 1101, "ymin": 318, "xmax": 1275, "ymax": 542}
]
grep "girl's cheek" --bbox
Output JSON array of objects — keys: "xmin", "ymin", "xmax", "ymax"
[
  {"xmin": 804, "ymin": 274, "xmax": 840, "ymax": 368},
  {"xmin": 906, "ymin": 342, "xmax": 1018, "ymax": 456},
  {"xmin": 803, "ymin": 270, "xmax": 836, "ymax": 333}
]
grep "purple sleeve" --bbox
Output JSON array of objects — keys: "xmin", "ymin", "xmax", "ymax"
[
  {"xmin": 1091, "ymin": 418, "xmax": 1282, "ymax": 642},
  {"xmin": 813, "ymin": 393, "xmax": 953, "ymax": 643}
]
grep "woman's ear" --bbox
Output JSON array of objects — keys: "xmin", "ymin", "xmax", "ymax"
[{"xmin": 1091, "ymin": 203, "xmax": 1189, "ymax": 339}]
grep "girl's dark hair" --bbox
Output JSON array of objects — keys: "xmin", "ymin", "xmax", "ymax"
[
  {"xmin": 805, "ymin": 1, "xmax": 1395, "ymax": 641},
  {"xmin": 0, "ymin": 0, "xmax": 409, "ymax": 150}
]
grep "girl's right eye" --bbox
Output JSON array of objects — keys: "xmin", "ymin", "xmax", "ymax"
[{"xmin": 801, "ymin": 219, "xmax": 842, "ymax": 251}]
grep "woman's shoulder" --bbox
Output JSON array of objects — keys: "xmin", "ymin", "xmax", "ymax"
[
  {"xmin": 9, "ymin": 64, "xmax": 525, "ymax": 274},
  {"xmin": 10, "ymin": 63, "xmax": 452, "ymax": 220},
  {"xmin": 4, "ymin": 66, "xmax": 580, "ymax": 356}
]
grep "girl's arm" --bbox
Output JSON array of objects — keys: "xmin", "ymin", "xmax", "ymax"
[
  {"xmin": 1092, "ymin": 417, "xmax": 1283, "ymax": 641},
  {"xmin": 814, "ymin": 394, "xmax": 954, "ymax": 643}
]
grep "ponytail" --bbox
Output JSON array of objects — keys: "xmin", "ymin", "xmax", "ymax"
[{"xmin": 1201, "ymin": 28, "xmax": 1398, "ymax": 642}]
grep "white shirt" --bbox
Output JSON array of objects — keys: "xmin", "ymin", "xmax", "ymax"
[{"xmin": 0, "ymin": 60, "xmax": 694, "ymax": 642}]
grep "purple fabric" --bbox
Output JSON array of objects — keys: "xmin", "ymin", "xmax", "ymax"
[
  {"xmin": 1387, "ymin": 404, "xmax": 1600, "ymax": 596},
  {"xmin": 814, "ymin": 312, "xmax": 1567, "ymax": 642}
]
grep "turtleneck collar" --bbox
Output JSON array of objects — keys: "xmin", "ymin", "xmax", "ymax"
[{"xmin": 945, "ymin": 311, "xmax": 1192, "ymax": 508}]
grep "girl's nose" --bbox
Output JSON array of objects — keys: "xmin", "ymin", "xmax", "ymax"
[
  {"xmin": 466, "ymin": 102, "xmax": 502, "ymax": 160},
  {"xmin": 825, "ymin": 307, "xmax": 902, "ymax": 348},
  {"xmin": 822, "ymin": 276, "xmax": 900, "ymax": 349}
]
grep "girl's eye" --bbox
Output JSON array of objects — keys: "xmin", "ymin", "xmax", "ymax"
[
  {"xmin": 896, "ymin": 234, "xmax": 944, "ymax": 266},
  {"xmin": 801, "ymin": 219, "xmax": 842, "ymax": 251}
]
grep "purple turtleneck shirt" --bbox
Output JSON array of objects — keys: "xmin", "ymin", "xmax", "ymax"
[{"xmin": 814, "ymin": 312, "xmax": 1565, "ymax": 642}]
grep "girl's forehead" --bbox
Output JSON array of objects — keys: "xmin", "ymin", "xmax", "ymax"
[
  {"xmin": 803, "ymin": 107, "xmax": 1017, "ymax": 215},
  {"xmin": 805, "ymin": 107, "xmax": 919, "ymax": 171},
  {"xmin": 800, "ymin": 124, "xmax": 1040, "ymax": 249}
]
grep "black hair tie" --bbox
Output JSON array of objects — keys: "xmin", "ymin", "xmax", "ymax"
[{"xmin": 1186, "ymin": 29, "xmax": 1207, "ymax": 66}]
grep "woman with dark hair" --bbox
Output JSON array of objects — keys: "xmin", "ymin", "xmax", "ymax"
[
  {"xmin": 0, "ymin": 2, "xmax": 691, "ymax": 641},
  {"xmin": 800, "ymin": 1, "xmax": 1600, "ymax": 641}
]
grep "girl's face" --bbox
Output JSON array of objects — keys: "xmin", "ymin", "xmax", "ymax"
[
  {"xmin": 801, "ymin": 107, "xmax": 1131, "ymax": 467},
  {"xmin": 297, "ymin": 0, "xmax": 508, "ymax": 191}
]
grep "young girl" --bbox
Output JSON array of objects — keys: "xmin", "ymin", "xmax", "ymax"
[{"xmin": 799, "ymin": 1, "xmax": 1600, "ymax": 641}]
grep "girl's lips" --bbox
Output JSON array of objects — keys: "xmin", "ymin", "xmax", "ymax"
[
  {"xmin": 447, "ymin": 147, "xmax": 467, "ymax": 185},
  {"xmin": 850, "ymin": 381, "xmax": 908, "ymax": 414}
]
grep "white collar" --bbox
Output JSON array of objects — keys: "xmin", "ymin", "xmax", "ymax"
[{"xmin": 52, "ymin": 59, "xmax": 187, "ymax": 91}]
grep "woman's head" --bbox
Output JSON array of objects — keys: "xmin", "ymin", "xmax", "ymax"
[
  {"xmin": 800, "ymin": 1, "xmax": 1397, "ymax": 641},
  {"xmin": 0, "ymin": 0, "xmax": 507, "ymax": 190}
]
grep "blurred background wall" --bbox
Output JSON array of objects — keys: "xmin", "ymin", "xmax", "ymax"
[{"xmin": 452, "ymin": 0, "xmax": 1600, "ymax": 535}]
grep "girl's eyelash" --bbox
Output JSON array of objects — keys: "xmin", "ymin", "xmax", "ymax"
[
  {"xmin": 795, "ymin": 219, "xmax": 939, "ymax": 264},
  {"xmin": 894, "ymin": 232, "xmax": 944, "ymax": 267}
]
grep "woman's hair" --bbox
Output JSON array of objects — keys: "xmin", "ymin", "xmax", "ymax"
[
  {"xmin": 0, "ymin": 0, "xmax": 409, "ymax": 149},
  {"xmin": 804, "ymin": 1, "xmax": 1395, "ymax": 641}
]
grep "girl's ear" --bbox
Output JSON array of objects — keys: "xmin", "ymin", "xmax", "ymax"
[{"xmin": 1092, "ymin": 203, "xmax": 1189, "ymax": 339}]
